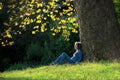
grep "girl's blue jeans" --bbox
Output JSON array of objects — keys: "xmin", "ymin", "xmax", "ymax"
[{"xmin": 54, "ymin": 52, "xmax": 74, "ymax": 64}]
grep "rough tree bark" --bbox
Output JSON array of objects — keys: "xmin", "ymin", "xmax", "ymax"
[{"xmin": 74, "ymin": 0, "xmax": 120, "ymax": 61}]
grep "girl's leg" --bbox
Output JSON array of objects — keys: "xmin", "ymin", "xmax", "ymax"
[
  {"xmin": 54, "ymin": 52, "xmax": 73, "ymax": 64},
  {"xmin": 59, "ymin": 52, "xmax": 74, "ymax": 63},
  {"xmin": 54, "ymin": 53, "xmax": 63, "ymax": 64}
]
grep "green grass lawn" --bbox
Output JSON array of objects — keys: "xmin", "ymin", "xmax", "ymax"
[{"xmin": 0, "ymin": 62, "xmax": 120, "ymax": 80}]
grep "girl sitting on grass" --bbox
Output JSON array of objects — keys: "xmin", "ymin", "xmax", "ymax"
[{"xmin": 52, "ymin": 42, "xmax": 83, "ymax": 65}]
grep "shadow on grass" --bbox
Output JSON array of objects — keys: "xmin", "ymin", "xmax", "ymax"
[
  {"xmin": 2, "ymin": 61, "xmax": 82, "ymax": 72},
  {"xmin": 0, "ymin": 77, "xmax": 57, "ymax": 80},
  {"xmin": 5, "ymin": 61, "xmax": 49, "ymax": 72},
  {"xmin": 0, "ymin": 77, "xmax": 31, "ymax": 80}
]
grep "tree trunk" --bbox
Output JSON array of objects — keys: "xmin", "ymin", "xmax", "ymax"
[{"xmin": 74, "ymin": 0, "xmax": 120, "ymax": 61}]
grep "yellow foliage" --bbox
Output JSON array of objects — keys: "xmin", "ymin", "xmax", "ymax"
[
  {"xmin": 43, "ymin": 9, "xmax": 48, "ymax": 13},
  {"xmin": 19, "ymin": 1, "xmax": 23, "ymax": 4},
  {"xmin": 26, "ymin": 21, "xmax": 30, "ymax": 25},
  {"xmin": 34, "ymin": 19, "xmax": 36, "ymax": 22},
  {"xmin": 4, "ymin": 22, "xmax": 9, "ymax": 26},
  {"xmin": 56, "ymin": 18, "xmax": 60, "ymax": 21},
  {"xmin": 20, "ymin": 15, "xmax": 24, "ymax": 18},
  {"xmin": 1, "ymin": 42, "xmax": 4, "ymax": 45},
  {"xmin": 25, "ymin": 13, "xmax": 31, "ymax": 16},
  {"xmin": 63, "ymin": 2, "xmax": 67, "ymax": 5},
  {"xmin": 28, "ymin": 4, "xmax": 33, "ymax": 7},
  {"xmin": 32, "ymin": 12, "xmax": 35, "ymax": 15},
  {"xmin": 72, "ymin": 29, "xmax": 78, "ymax": 33},
  {"xmin": 22, "ymin": 18, "xmax": 31, "ymax": 25},
  {"xmin": 52, "ymin": 33, "xmax": 55, "ymax": 36},
  {"xmin": 65, "ymin": 38, "xmax": 70, "ymax": 41},
  {"xmin": 30, "ymin": 0, "xmax": 35, "ymax": 3},
  {"xmin": 40, "ymin": 23, "xmax": 47, "ymax": 32},
  {"xmin": 36, "ymin": 20, "xmax": 41, "ymax": 23},
  {"xmin": 19, "ymin": 8, "xmax": 23, "ymax": 11},
  {"xmin": 9, "ymin": 41, "xmax": 14, "ymax": 45},
  {"xmin": 37, "ymin": 3, "xmax": 43, "ymax": 8},
  {"xmin": 68, "ymin": 6, "xmax": 73, "ymax": 11},
  {"xmin": 44, "ymin": 17, "xmax": 47, "ymax": 20},
  {"xmin": 54, "ymin": 10, "xmax": 58, "ymax": 13},
  {"xmin": 69, "ymin": 17, "xmax": 76, "ymax": 23},
  {"xmin": 36, "ymin": 15, "xmax": 41, "ymax": 19},
  {"xmin": 1, "ymin": 42, "xmax": 6, "ymax": 46},
  {"xmin": 9, "ymin": 17, "xmax": 13, "ymax": 21},
  {"xmin": 50, "ymin": 27, "xmax": 54, "ymax": 31},
  {"xmin": 73, "ymin": 23, "xmax": 79, "ymax": 28},
  {"xmin": 62, "ymin": 29, "xmax": 68, "ymax": 34},
  {"xmin": 67, "ymin": 4, "xmax": 70, "ymax": 6},
  {"xmin": 60, "ymin": 12, "xmax": 63, "ymax": 16},
  {"xmin": 42, "ymin": 23, "xmax": 47, "ymax": 27},
  {"xmin": 61, "ymin": 20, "xmax": 66, "ymax": 24},
  {"xmin": 33, "ymin": 25, "xmax": 39, "ymax": 29},
  {"xmin": 7, "ymin": 34, "xmax": 12, "ymax": 38},
  {"xmin": 50, "ymin": 15, "xmax": 56, "ymax": 21},
  {"xmin": 18, "ymin": 31, "xmax": 22, "ymax": 34},
  {"xmin": 8, "ymin": 5, "xmax": 12, "ymax": 8},
  {"xmin": 54, "ymin": 29, "xmax": 59, "ymax": 33},
  {"xmin": 15, "ymin": 22, "xmax": 19, "ymax": 26},
  {"xmin": 55, "ymin": 0, "xmax": 58, "ymax": 2},
  {"xmin": 6, "ymin": 30, "xmax": 12, "ymax": 38},
  {"xmin": 5, "ymin": 0, "xmax": 78, "ymax": 42},
  {"xmin": 36, "ymin": 9, "xmax": 41, "ymax": 13},
  {"xmin": 41, "ymin": 27, "xmax": 45, "ymax": 32},
  {"xmin": 68, "ymin": 27, "xmax": 73, "ymax": 30},
  {"xmin": 57, "ymin": 27, "xmax": 61, "ymax": 30},
  {"xmin": 50, "ymin": 12, "xmax": 53, "ymax": 15},
  {"xmin": 62, "ymin": 26, "xmax": 67, "ymax": 29},
  {"xmin": 12, "ymin": 4, "xmax": 15, "ymax": 8},
  {"xmin": 32, "ymin": 31, "xmax": 36, "ymax": 34},
  {"xmin": 30, "ymin": 19, "xmax": 34, "ymax": 23},
  {"xmin": 67, "ymin": 12, "xmax": 73, "ymax": 16},
  {"xmin": 48, "ymin": 1, "xmax": 55, "ymax": 6}
]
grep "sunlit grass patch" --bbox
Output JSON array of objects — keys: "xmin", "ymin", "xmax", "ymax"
[{"xmin": 0, "ymin": 62, "xmax": 120, "ymax": 80}]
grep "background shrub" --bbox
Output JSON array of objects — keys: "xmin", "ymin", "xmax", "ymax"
[{"xmin": 25, "ymin": 42, "xmax": 55, "ymax": 64}]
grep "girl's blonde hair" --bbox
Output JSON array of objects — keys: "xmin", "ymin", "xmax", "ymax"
[{"xmin": 75, "ymin": 42, "xmax": 82, "ymax": 49}]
